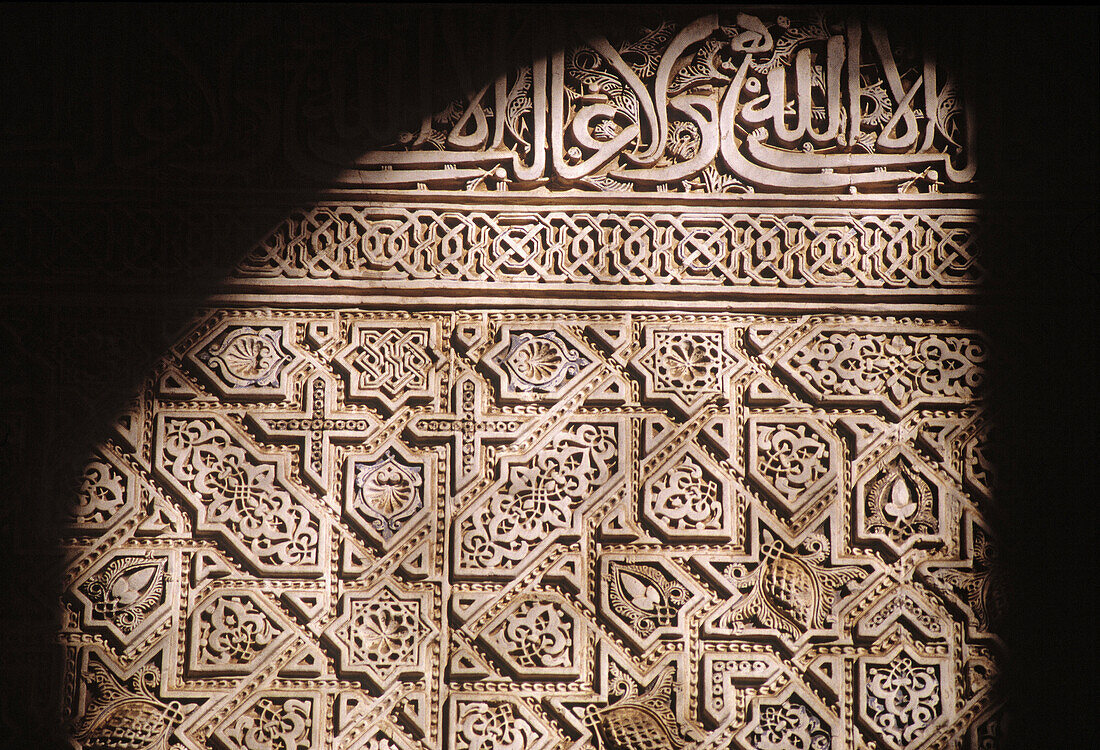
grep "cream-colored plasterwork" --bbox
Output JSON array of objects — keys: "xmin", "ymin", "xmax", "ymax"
[{"xmin": 60, "ymin": 11, "xmax": 1002, "ymax": 750}]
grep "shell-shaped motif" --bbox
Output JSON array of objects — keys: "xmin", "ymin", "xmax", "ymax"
[
  {"xmin": 499, "ymin": 331, "xmax": 590, "ymax": 393},
  {"xmin": 509, "ymin": 338, "xmax": 567, "ymax": 385},
  {"xmin": 353, "ymin": 452, "xmax": 425, "ymax": 538},
  {"xmin": 220, "ymin": 334, "xmax": 278, "ymax": 380},
  {"xmin": 199, "ymin": 327, "xmax": 292, "ymax": 387},
  {"xmin": 357, "ymin": 462, "xmax": 419, "ymax": 515}
]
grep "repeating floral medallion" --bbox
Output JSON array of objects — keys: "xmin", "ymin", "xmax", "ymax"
[
  {"xmin": 189, "ymin": 322, "xmax": 300, "ymax": 399},
  {"xmin": 59, "ymin": 307, "xmax": 1000, "ymax": 748},
  {"xmin": 57, "ymin": 9, "xmax": 1001, "ymax": 749},
  {"xmin": 346, "ymin": 445, "xmax": 433, "ymax": 548},
  {"xmin": 486, "ymin": 327, "xmax": 595, "ymax": 401}
]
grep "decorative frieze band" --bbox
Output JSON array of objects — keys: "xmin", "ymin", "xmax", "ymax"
[
  {"xmin": 238, "ymin": 205, "xmax": 982, "ymax": 290},
  {"xmin": 314, "ymin": 12, "xmax": 975, "ymax": 195}
]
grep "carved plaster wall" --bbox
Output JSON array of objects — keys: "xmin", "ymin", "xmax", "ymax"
[{"xmin": 50, "ymin": 10, "xmax": 1005, "ymax": 749}]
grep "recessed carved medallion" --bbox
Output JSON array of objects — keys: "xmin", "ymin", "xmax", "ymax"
[
  {"xmin": 491, "ymin": 329, "xmax": 591, "ymax": 397},
  {"xmin": 198, "ymin": 326, "xmax": 294, "ymax": 388},
  {"xmin": 55, "ymin": 9, "xmax": 1002, "ymax": 748},
  {"xmin": 349, "ymin": 449, "xmax": 426, "ymax": 544}
]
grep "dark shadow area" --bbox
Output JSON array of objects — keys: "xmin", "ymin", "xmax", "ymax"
[
  {"xmin": 0, "ymin": 5, "xmax": 1094, "ymax": 748},
  {"xmin": 960, "ymin": 6, "xmax": 1098, "ymax": 750},
  {"xmin": 0, "ymin": 6, "xmax": 576, "ymax": 746}
]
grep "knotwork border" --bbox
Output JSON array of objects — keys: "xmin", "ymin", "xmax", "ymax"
[{"xmin": 233, "ymin": 200, "xmax": 983, "ymax": 300}]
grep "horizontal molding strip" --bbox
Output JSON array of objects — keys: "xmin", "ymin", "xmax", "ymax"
[{"xmin": 238, "ymin": 204, "xmax": 984, "ymax": 292}]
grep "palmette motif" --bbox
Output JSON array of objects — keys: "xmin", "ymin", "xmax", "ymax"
[
  {"xmin": 60, "ymin": 307, "xmax": 1001, "ymax": 748},
  {"xmin": 77, "ymin": 555, "xmax": 169, "ymax": 637},
  {"xmin": 197, "ymin": 326, "xmax": 294, "ymax": 388},
  {"xmin": 351, "ymin": 450, "xmax": 425, "ymax": 539},
  {"xmin": 59, "ymin": 9, "xmax": 1001, "ymax": 749},
  {"xmin": 72, "ymin": 659, "xmax": 195, "ymax": 750},
  {"xmin": 589, "ymin": 667, "xmax": 690, "ymax": 750},
  {"xmin": 607, "ymin": 560, "xmax": 692, "ymax": 638},
  {"xmin": 494, "ymin": 331, "xmax": 591, "ymax": 394},
  {"xmin": 863, "ymin": 457, "xmax": 938, "ymax": 542},
  {"xmin": 716, "ymin": 529, "xmax": 867, "ymax": 642}
]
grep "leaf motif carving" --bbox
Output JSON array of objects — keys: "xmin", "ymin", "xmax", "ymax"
[
  {"xmin": 109, "ymin": 564, "xmax": 157, "ymax": 606},
  {"xmin": 619, "ymin": 571, "xmax": 661, "ymax": 612}
]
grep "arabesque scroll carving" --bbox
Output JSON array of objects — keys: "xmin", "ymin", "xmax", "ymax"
[
  {"xmin": 60, "ymin": 307, "xmax": 1001, "ymax": 748},
  {"xmin": 318, "ymin": 12, "xmax": 974, "ymax": 194},
  {"xmin": 56, "ymin": 8, "xmax": 1001, "ymax": 750}
]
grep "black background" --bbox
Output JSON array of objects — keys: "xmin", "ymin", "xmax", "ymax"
[{"xmin": 0, "ymin": 5, "xmax": 1095, "ymax": 748}]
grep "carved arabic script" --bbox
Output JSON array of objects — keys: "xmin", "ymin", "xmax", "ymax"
[{"xmin": 305, "ymin": 13, "xmax": 973, "ymax": 193}]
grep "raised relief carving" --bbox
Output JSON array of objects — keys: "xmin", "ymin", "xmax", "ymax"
[
  {"xmin": 59, "ymin": 9, "xmax": 1000, "ymax": 749},
  {"xmin": 855, "ymin": 451, "xmax": 945, "ymax": 554},
  {"xmin": 589, "ymin": 666, "xmax": 691, "ymax": 750},
  {"xmin": 921, "ymin": 516, "xmax": 1005, "ymax": 636},
  {"xmin": 71, "ymin": 552, "xmax": 177, "ymax": 648},
  {"xmin": 600, "ymin": 556, "xmax": 703, "ymax": 651},
  {"xmin": 239, "ymin": 207, "xmax": 983, "ymax": 290},
  {"xmin": 701, "ymin": 651, "xmax": 784, "ymax": 726},
  {"xmin": 735, "ymin": 685, "xmax": 836, "ymax": 750},
  {"xmin": 857, "ymin": 648, "xmax": 950, "ymax": 750},
  {"xmin": 187, "ymin": 590, "xmax": 288, "ymax": 676},
  {"xmin": 479, "ymin": 595, "xmax": 582, "ymax": 680},
  {"xmin": 485, "ymin": 327, "xmax": 594, "ymax": 401},
  {"xmin": 65, "ymin": 308, "xmax": 1000, "ymax": 747},
  {"xmin": 335, "ymin": 322, "xmax": 440, "ymax": 413},
  {"xmin": 212, "ymin": 693, "xmax": 321, "ymax": 750},
  {"xmin": 779, "ymin": 327, "xmax": 986, "ymax": 418},
  {"xmin": 322, "ymin": 582, "xmax": 437, "ymax": 689},
  {"xmin": 347, "ymin": 447, "xmax": 430, "ymax": 547},
  {"xmin": 188, "ymin": 321, "xmax": 299, "ymax": 399},
  {"xmin": 706, "ymin": 522, "xmax": 868, "ymax": 645},
  {"xmin": 456, "ymin": 421, "xmax": 620, "ymax": 576},
  {"xmin": 449, "ymin": 698, "xmax": 556, "ymax": 750},
  {"xmin": 499, "ymin": 601, "xmax": 572, "ymax": 667},
  {"xmin": 635, "ymin": 327, "xmax": 738, "ymax": 415},
  {"xmin": 248, "ymin": 375, "xmax": 382, "ymax": 495},
  {"xmin": 964, "ymin": 420, "xmax": 998, "ymax": 501},
  {"xmin": 748, "ymin": 417, "xmax": 839, "ymax": 517},
  {"xmin": 71, "ymin": 655, "xmax": 196, "ymax": 750},
  {"xmin": 63, "ymin": 307, "xmax": 999, "ymax": 748},
  {"xmin": 198, "ymin": 326, "xmax": 294, "ymax": 388},
  {"xmin": 68, "ymin": 450, "xmax": 134, "ymax": 531},
  {"xmin": 642, "ymin": 448, "xmax": 732, "ymax": 541},
  {"xmin": 155, "ymin": 414, "xmax": 327, "ymax": 575},
  {"xmin": 331, "ymin": 13, "xmax": 975, "ymax": 193}
]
